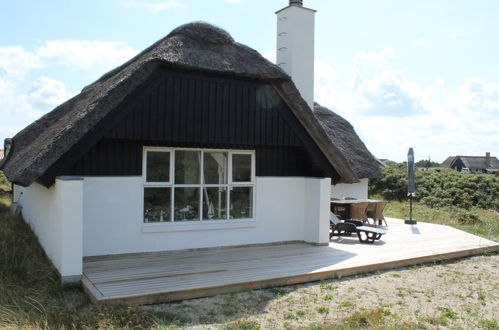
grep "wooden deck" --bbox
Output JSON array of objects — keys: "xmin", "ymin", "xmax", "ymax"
[{"xmin": 82, "ymin": 218, "xmax": 498, "ymax": 305}]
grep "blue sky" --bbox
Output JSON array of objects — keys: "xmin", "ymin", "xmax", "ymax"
[{"xmin": 1, "ymin": 0, "xmax": 498, "ymax": 162}]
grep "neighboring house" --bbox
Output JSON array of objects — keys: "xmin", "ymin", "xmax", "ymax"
[
  {"xmin": 313, "ymin": 103, "xmax": 382, "ymax": 199},
  {"xmin": 0, "ymin": 149, "xmax": 3, "ymax": 160},
  {"xmin": 441, "ymin": 153, "xmax": 499, "ymax": 174},
  {"xmin": 0, "ymin": 1, "xmax": 379, "ymax": 283}
]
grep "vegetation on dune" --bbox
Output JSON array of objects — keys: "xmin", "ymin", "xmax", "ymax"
[
  {"xmin": 369, "ymin": 162, "xmax": 499, "ymax": 241},
  {"xmin": 415, "ymin": 159, "xmax": 441, "ymax": 168},
  {"xmin": 382, "ymin": 200, "xmax": 498, "ymax": 241},
  {"xmin": 0, "ymin": 170, "xmax": 10, "ymax": 191},
  {"xmin": 370, "ymin": 163, "xmax": 499, "ymax": 210}
]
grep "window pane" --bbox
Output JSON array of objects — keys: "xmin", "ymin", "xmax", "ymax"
[
  {"xmin": 175, "ymin": 150, "xmax": 200, "ymax": 184},
  {"xmin": 146, "ymin": 151, "xmax": 170, "ymax": 182},
  {"xmin": 204, "ymin": 152, "xmax": 228, "ymax": 184},
  {"xmin": 203, "ymin": 187, "xmax": 227, "ymax": 220},
  {"xmin": 174, "ymin": 187, "xmax": 200, "ymax": 221},
  {"xmin": 230, "ymin": 187, "xmax": 253, "ymax": 219},
  {"xmin": 232, "ymin": 154, "xmax": 252, "ymax": 182},
  {"xmin": 144, "ymin": 188, "xmax": 171, "ymax": 222}
]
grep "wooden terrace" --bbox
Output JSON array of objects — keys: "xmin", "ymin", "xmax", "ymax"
[{"xmin": 82, "ymin": 218, "xmax": 498, "ymax": 305}]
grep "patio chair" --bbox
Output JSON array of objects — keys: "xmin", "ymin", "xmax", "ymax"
[
  {"xmin": 331, "ymin": 198, "xmax": 348, "ymax": 218},
  {"xmin": 366, "ymin": 201, "xmax": 388, "ymax": 226},
  {"xmin": 350, "ymin": 202, "xmax": 369, "ymax": 222},
  {"xmin": 330, "ymin": 212, "xmax": 363, "ymax": 237},
  {"xmin": 330, "ymin": 212, "xmax": 387, "ymax": 244}
]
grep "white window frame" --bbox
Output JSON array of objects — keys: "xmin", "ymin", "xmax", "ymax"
[
  {"xmin": 142, "ymin": 147, "xmax": 256, "ymax": 224},
  {"xmin": 142, "ymin": 148, "xmax": 173, "ymax": 186}
]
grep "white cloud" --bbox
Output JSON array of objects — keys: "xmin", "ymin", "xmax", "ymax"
[
  {"xmin": 122, "ymin": 1, "xmax": 186, "ymax": 11},
  {"xmin": 350, "ymin": 48, "xmax": 395, "ymax": 88},
  {"xmin": 456, "ymin": 78, "xmax": 499, "ymax": 114},
  {"xmin": 37, "ymin": 40, "xmax": 138, "ymax": 76},
  {"xmin": 313, "ymin": 60, "xmax": 355, "ymax": 113},
  {"xmin": 413, "ymin": 40, "xmax": 425, "ymax": 47},
  {"xmin": 23, "ymin": 76, "xmax": 74, "ymax": 112},
  {"xmin": 0, "ymin": 39, "xmax": 138, "ymax": 144},
  {"xmin": 0, "ymin": 46, "xmax": 43, "ymax": 80},
  {"xmin": 6, "ymin": 76, "xmax": 74, "ymax": 120},
  {"xmin": 314, "ymin": 51, "xmax": 499, "ymax": 162},
  {"xmin": 0, "ymin": 76, "xmax": 74, "ymax": 145},
  {"xmin": 450, "ymin": 32, "xmax": 465, "ymax": 39},
  {"xmin": 355, "ymin": 70, "xmax": 424, "ymax": 116}
]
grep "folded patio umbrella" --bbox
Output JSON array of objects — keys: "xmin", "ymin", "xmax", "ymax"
[{"xmin": 406, "ymin": 147, "xmax": 417, "ymax": 224}]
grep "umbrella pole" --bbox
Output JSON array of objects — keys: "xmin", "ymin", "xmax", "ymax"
[{"xmin": 405, "ymin": 195, "xmax": 417, "ymax": 224}]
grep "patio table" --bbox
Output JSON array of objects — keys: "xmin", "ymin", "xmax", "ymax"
[{"xmin": 330, "ymin": 199, "xmax": 387, "ymax": 226}]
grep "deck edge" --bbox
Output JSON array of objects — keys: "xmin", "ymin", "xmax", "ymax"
[{"xmin": 90, "ymin": 244, "xmax": 498, "ymax": 305}]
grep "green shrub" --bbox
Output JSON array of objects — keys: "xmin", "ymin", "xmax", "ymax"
[
  {"xmin": 370, "ymin": 163, "xmax": 499, "ymax": 210},
  {"xmin": 0, "ymin": 170, "xmax": 9, "ymax": 191},
  {"xmin": 369, "ymin": 163, "xmax": 407, "ymax": 201}
]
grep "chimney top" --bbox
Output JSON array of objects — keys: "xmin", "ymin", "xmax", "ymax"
[{"xmin": 290, "ymin": 0, "xmax": 303, "ymax": 5}]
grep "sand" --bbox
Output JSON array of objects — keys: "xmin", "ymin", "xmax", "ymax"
[{"xmin": 143, "ymin": 254, "xmax": 498, "ymax": 329}]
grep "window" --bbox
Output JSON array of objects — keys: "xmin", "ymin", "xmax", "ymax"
[{"xmin": 143, "ymin": 148, "xmax": 255, "ymax": 223}]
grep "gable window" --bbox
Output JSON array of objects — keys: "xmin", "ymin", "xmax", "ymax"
[{"xmin": 143, "ymin": 148, "xmax": 255, "ymax": 223}]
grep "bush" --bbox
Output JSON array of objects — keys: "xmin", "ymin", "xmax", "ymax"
[
  {"xmin": 368, "ymin": 163, "xmax": 407, "ymax": 201},
  {"xmin": 0, "ymin": 170, "xmax": 9, "ymax": 190},
  {"xmin": 370, "ymin": 164, "xmax": 499, "ymax": 210}
]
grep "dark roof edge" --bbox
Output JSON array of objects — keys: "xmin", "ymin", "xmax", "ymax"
[{"xmin": 272, "ymin": 81, "xmax": 358, "ymax": 183}]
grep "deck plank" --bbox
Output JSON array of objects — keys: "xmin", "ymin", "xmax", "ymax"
[{"xmin": 82, "ymin": 218, "xmax": 498, "ymax": 304}]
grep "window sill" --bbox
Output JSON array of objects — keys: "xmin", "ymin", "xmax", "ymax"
[{"xmin": 142, "ymin": 219, "xmax": 256, "ymax": 233}]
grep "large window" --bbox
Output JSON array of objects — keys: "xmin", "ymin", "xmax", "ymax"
[{"xmin": 143, "ymin": 148, "xmax": 254, "ymax": 223}]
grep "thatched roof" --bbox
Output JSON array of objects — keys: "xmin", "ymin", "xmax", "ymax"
[
  {"xmin": 441, "ymin": 156, "xmax": 455, "ymax": 168},
  {"xmin": 0, "ymin": 22, "xmax": 358, "ymax": 187},
  {"xmin": 313, "ymin": 103, "xmax": 382, "ymax": 179},
  {"xmin": 445, "ymin": 155, "xmax": 499, "ymax": 170}
]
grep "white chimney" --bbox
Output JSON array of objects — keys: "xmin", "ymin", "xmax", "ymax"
[
  {"xmin": 485, "ymin": 152, "xmax": 491, "ymax": 167},
  {"xmin": 276, "ymin": 0, "xmax": 316, "ymax": 110}
]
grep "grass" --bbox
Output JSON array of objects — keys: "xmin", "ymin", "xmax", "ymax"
[
  {"xmin": 382, "ymin": 199, "xmax": 499, "ymax": 241},
  {"xmin": 303, "ymin": 308, "xmax": 399, "ymax": 329},
  {"xmin": 0, "ymin": 197, "xmax": 181, "ymax": 329}
]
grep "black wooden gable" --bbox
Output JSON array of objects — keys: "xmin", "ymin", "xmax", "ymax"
[{"xmin": 44, "ymin": 68, "xmax": 339, "ymax": 183}]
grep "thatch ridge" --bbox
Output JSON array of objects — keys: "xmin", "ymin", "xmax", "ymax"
[
  {"xmin": 1, "ymin": 22, "xmax": 358, "ymax": 186},
  {"xmin": 313, "ymin": 103, "xmax": 382, "ymax": 179}
]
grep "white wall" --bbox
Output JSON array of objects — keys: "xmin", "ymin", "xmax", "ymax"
[
  {"xmin": 276, "ymin": 4, "xmax": 315, "ymax": 109},
  {"xmin": 15, "ymin": 178, "xmax": 83, "ymax": 282},
  {"xmin": 82, "ymin": 176, "xmax": 330, "ymax": 256},
  {"xmin": 331, "ymin": 178, "xmax": 369, "ymax": 200},
  {"xmin": 304, "ymin": 177, "xmax": 331, "ymax": 245}
]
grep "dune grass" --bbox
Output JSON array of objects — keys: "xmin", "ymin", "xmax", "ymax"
[
  {"xmin": 381, "ymin": 199, "xmax": 498, "ymax": 242},
  {"xmin": 0, "ymin": 198, "xmax": 185, "ymax": 329}
]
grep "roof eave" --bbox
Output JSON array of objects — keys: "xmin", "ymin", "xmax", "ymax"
[{"xmin": 271, "ymin": 81, "xmax": 359, "ymax": 183}]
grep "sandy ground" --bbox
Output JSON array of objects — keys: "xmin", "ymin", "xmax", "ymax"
[{"xmin": 143, "ymin": 254, "xmax": 498, "ymax": 329}]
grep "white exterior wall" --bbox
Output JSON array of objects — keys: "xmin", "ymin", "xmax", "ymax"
[
  {"xmin": 276, "ymin": 5, "xmax": 315, "ymax": 110},
  {"xmin": 304, "ymin": 177, "xmax": 331, "ymax": 245},
  {"xmin": 331, "ymin": 178, "xmax": 369, "ymax": 200},
  {"xmin": 82, "ymin": 176, "xmax": 330, "ymax": 256},
  {"xmin": 14, "ymin": 178, "xmax": 83, "ymax": 282}
]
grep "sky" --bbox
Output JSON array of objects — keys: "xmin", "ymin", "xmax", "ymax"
[{"xmin": 0, "ymin": 0, "xmax": 498, "ymax": 162}]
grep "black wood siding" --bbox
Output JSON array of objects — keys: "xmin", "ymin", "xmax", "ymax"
[{"xmin": 58, "ymin": 68, "xmax": 339, "ymax": 181}]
